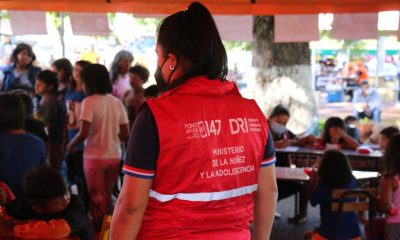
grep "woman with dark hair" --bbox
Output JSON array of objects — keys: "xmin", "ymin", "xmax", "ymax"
[
  {"xmin": 379, "ymin": 126, "xmax": 399, "ymax": 150},
  {"xmin": 308, "ymin": 150, "xmax": 361, "ymax": 240},
  {"xmin": 1, "ymin": 43, "xmax": 41, "ymax": 93},
  {"xmin": 111, "ymin": 2, "xmax": 277, "ymax": 240},
  {"xmin": 110, "ymin": 50, "xmax": 134, "ymax": 99},
  {"xmin": 321, "ymin": 117, "xmax": 359, "ymax": 150}
]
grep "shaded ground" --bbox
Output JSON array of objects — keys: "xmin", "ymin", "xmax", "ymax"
[{"xmin": 271, "ymin": 196, "xmax": 319, "ymax": 240}]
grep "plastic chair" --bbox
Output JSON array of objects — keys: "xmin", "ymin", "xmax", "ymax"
[{"xmin": 331, "ymin": 188, "xmax": 377, "ymax": 240}]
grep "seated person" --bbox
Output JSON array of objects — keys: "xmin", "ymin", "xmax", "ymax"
[
  {"xmin": 269, "ymin": 104, "xmax": 316, "ymax": 149},
  {"xmin": 308, "ymin": 150, "xmax": 361, "ymax": 240},
  {"xmin": 352, "ymin": 81, "xmax": 381, "ymax": 123},
  {"xmin": 379, "ymin": 126, "xmax": 399, "ymax": 151},
  {"xmin": 268, "ymin": 105, "xmax": 316, "ymax": 224},
  {"xmin": 0, "ymin": 166, "xmax": 91, "ymax": 239},
  {"xmin": 0, "ymin": 93, "xmax": 45, "ymax": 198},
  {"xmin": 344, "ymin": 115, "xmax": 361, "ymax": 143},
  {"xmin": 321, "ymin": 117, "xmax": 359, "ymax": 150}
]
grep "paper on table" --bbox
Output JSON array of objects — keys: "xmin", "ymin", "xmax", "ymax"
[{"xmin": 284, "ymin": 146, "xmax": 299, "ymax": 151}]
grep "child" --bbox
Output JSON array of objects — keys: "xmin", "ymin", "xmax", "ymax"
[
  {"xmin": 344, "ymin": 115, "xmax": 361, "ymax": 143},
  {"xmin": 379, "ymin": 126, "xmax": 399, "ymax": 151},
  {"xmin": 65, "ymin": 60, "xmax": 91, "ymax": 212},
  {"xmin": 0, "ymin": 93, "xmax": 45, "ymax": 198},
  {"xmin": 66, "ymin": 64, "xmax": 129, "ymax": 230},
  {"xmin": 309, "ymin": 150, "xmax": 361, "ymax": 240},
  {"xmin": 123, "ymin": 64, "xmax": 149, "ymax": 128},
  {"xmin": 90, "ymin": 189, "xmax": 105, "ymax": 232},
  {"xmin": 52, "ymin": 58, "xmax": 73, "ymax": 107},
  {"xmin": 35, "ymin": 70, "xmax": 65, "ymax": 168},
  {"xmin": 377, "ymin": 134, "xmax": 400, "ymax": 240},
  {"xmin": 0, "ymin": 166, "xmax": 91, "ymax": 239},
  {"xmin": 321, "ymin": 117, "xmax": 359, "ymax": 150}
]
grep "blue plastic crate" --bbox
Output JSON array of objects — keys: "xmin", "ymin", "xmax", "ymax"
[{"xmin": 327, "ymin": 90, "xmax": 343, "ymax": 103}]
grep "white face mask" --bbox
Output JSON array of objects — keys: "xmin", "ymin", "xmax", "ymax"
[{"xmin": 270, "ymin": 120, "xmax": 287, "ymax": 136}]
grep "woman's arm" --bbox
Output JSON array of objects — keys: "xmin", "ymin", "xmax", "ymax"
[
  {"xmin": 341, "ymin": 133, "xmax": 359, "ymax": 150},
  {"xmin": 273, "ymin": 139, "xmax": 289, "ymax": 149},
  {"xmin": 377, "ymin": 176, "xmax": 397, "ymax": 212},
  {"xmin": 66, "ymin": 120, "xmax": 90, "ymax": 153},
  {"xmin": 110, "ymin": 175, "xmax": 153, "ymax": 240},
  {"xmin": 290, "ymin": 135, "xmax": 316, "ymax": 147},
  {"xmin": 252, "ymin": 165, "xmax": 278, "ymax": 240}
]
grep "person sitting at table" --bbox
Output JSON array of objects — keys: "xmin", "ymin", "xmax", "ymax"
[
  {"xmin": 269, "ymin": 104, "xmax": 316, "ymax": 149},
  {"xmin": 308, "ymin": 150, "xmax": 361, "ymax": 240},
  {"xmin": 378, "ymin": 126, "xmax": 399, "ymax": 151},
  {"xmin": 269, "ymin": 104, "xmax": 316, "ymax": 224},
  {"xmin": 321, "ymin": 117, "xmax": 359, "ymax": 151},
  {"xmin": 377, "ymin": 134, "xmax": 400, "ymax": 240},
  {"xmin": 344, "ymin": 115, "xmax": 361, "ymax": 143},
  {"xmin": 352, "ymin": 80, "xmax": 381, "ymax": 123}
]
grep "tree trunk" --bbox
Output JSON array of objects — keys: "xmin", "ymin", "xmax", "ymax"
[{"xmin": 252, "ymin": 16, "xmax": 317, "ymax": 134}]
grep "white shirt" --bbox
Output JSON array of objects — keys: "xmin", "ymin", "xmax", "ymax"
[{"xmin": 80, "ymin": 94, "xmax": 128, "ymax": 159}]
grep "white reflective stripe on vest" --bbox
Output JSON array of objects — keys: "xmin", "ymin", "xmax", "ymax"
[{"xmin": 149, "ymin": 184, "xmax": 258, "ymax": 202}]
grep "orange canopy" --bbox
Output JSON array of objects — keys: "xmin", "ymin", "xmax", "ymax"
[{"xmin": 0, "ymin": 0, "xmax": 399, "ymax": 15}]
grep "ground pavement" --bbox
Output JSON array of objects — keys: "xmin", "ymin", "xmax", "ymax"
[{"xmin": 318, "ymin": 102, "xmax": 400, "ymax": 127}]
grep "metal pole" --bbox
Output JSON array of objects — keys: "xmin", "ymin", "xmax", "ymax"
[
  {"xmin": 376, "ymin": 36, "xmax": 385, "ymax": 88},
  {"xmin": 60, "ymin": 12, "xmax": 65, "ymax": 58}
]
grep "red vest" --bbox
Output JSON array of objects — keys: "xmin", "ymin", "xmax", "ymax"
[{"xmin": 140, "ymin": 76, "xmax": 270, "ymax": 239}]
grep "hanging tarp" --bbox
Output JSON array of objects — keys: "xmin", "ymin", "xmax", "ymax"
[
  {"xmin": 214, "ymin": 15, "xmax": 253, "ymax": 41},
  {"xmin": 332, "ymin": 13, "xmax": 379, "ymax": 40},
  {"xmin": 134, "ymin": 13, "xmax": 252, "ymax": 41},
  {"xmin": 70, "ymin": 13, "xmax": 110, "ymax": 36},
  {"xmin": 0, "ymin": 0, "xmax": 399, "ymax": 15},
  {"xmin": 398, "ymin": 17, "xmax": 400, "ymax": 41},
  {"xmin": 274, "ymin": 14, "xmax": 319, "ymax": 43},
  {"xmin": 9, "ymin": 11, "xmax": 47, "ymax": 35}
]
